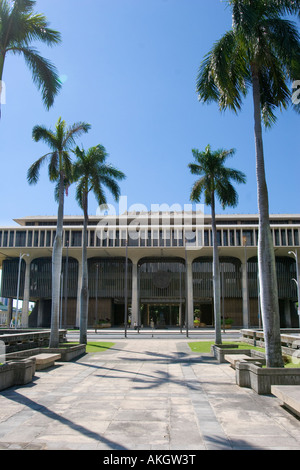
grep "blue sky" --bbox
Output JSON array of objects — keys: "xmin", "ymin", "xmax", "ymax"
[{"xmin": 0, "ymin": 0, "xmax": 299, "ymax": 227}]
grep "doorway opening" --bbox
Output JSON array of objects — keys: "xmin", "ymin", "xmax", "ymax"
[{"xmin": 140, "ymin": 303, "xmax": 185, "ymax": 328}]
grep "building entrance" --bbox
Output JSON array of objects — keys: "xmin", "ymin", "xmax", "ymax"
[{"xmin": 140, "ymin": 303, "xmax": 185, "ymax": 328}]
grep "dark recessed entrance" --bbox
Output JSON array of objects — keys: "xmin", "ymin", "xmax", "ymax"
[{"xmin": 140, "ymin": 303, "xmax": 185, "ymax": 328}]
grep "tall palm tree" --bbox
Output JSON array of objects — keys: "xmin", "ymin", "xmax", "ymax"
[
  {"xmin": 73, "ymin": 145, "xmax": 126, "ymax": 344},
  {"xmin": 188, "ymin": 145, "xmax": 246, "ymax": 345},
  {"xmin": 196, "ymin": 0, "xmax": 300, "ymax": 367},
  {"xmin": 27, "ymin": 117, "xmax": 91, "ymax": 347},
  {"xmin": 0, "ymin": 0, "xmax": 62, "ymax": 117}
]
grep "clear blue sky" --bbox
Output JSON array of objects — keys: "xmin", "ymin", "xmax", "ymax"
[{"xmin": 1, "ymin": 0, "xmax": 299, "ymax": 226}]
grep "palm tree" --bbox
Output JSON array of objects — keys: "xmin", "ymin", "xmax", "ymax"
[
  {"xmin": 196, "ymin": 0, "xmax": 300, "ymax": 367},
  {"xmin": 27, "ymin": 117, "xmax": 91, "ymax": 347},
  {"xmin": 0, "ymin": 0, "xmax": 61, "ymax": 116},
  {"xmin": 73, "ymin": 145, "xmax": 126, "ymax": 344},
  {"xmin": 188, "ymin": 145, "xmax": 246, "ymax": 345}
]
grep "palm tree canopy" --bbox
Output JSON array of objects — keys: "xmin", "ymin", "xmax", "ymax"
[
  {"xmin": 72, "ymin": 145, "xmax": 126, "ymax": 210},
  {"xmin": 188, "ymin": 144, "xmax": 246, "ymax": 209},
  {"xmin": 0, "ymin": 0, "xmax": 62, "ymax": 108},
  {"xmin": 27, "ymin": 117, "xmax": 91, "ymax": 196},
  {"xmin": 197, "ymin": 0, "xmax": 300, "ymax": 126}
]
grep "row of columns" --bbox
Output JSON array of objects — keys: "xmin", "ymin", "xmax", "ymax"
[{"xmin": 8, "ymin": 251, "xmax": 300, "ymax": 329}]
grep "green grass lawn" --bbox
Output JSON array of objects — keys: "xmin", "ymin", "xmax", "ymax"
[
  {"xmin": 60, "ymin": 341, "xmax": 115, "ymax": 353},
  {"xmin": 188, "ymin": 341, "xmax": 300, "ymax": 367},
  {"xmin": 86, "ymin": 342, "xmax": 115, "ymax": 353},
  {"xmin": 188, "ymin": 341, "xmax": 265, "ymax": 353}
]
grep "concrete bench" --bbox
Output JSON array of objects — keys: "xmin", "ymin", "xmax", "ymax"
[
  {"xmin": 31, "ymin": 353, "xmax": 61, "ymax": 371},
  {"xmin": 224, "ymin": 354, "xmax": 264, "ymax": 369},
  {"xmin": 271, "ymin": 385, "xmax": 300, "ymax": 418}
]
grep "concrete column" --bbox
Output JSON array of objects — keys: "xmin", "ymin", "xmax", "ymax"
[
  {"xmin": 21, "ymin": 259, "xmax": 31, "ymax": 328},
  {"xmin": 186, "ymin": 261, "xmax": 194, "ymax": 329},
  {"xmin": 131, "ymin": 261, "xmax": 138, "ymax": 328},
  {"xmin": 76, "ymin": 259, "xmax": 82, "ymax": 328},
  {"xmin": 37, "ymin": 299, "xmax": 44, "ymax": 327},
  {"xmin": 241, "ymin": 260, "xmax": 249, "ymax": 329},
  {"xmin": 7, "ymin": 298, "xmax": 13, "ymax": 326},
  {"xmin": 297, "ymin": 257, "xmax": 300, "ymax": 327},
  {"xmin": 284, "ymin": 299, "xmax": 292, "ymax": 328}
]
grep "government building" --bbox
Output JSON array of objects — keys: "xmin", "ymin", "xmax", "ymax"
[{"xmin": 0, "ymin": 212, "xmax": 299, "ymax": 330}]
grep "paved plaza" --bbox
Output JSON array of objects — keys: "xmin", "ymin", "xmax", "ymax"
[{"xmin": 0, "ymin": 338, "xmax": 300, "ymax": 451}]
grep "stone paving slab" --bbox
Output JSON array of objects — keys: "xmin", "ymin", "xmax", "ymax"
[{"xmin": 0, "ymin": 338, "xmax": 299, "ymax": 451}]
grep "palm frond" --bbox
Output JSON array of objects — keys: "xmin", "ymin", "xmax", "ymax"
[
  {"xmin": 11, "ymin": 46, "xmax": 61, "ymax": 109},
  {"xmin": 27, "ymin": 152, "xmax": 52, "ymax": 184},
  {"xmin": 48, "ymin": 151, "xmax": 59, "ymax": 182},
  {"xmin": 32, "ymin": 125, "xmax": 58, "ymax": 149},
  {"xmin": 63, "ymin": 122, "xmax": 91, "ymax": 149},
  {"xmin": 190, "ymin": 177, "xmax": 207, "ymax": 203},
  {"xmin": 188, "ymin": 145, "xmax": 246, "ymax": 210},
  {"xmin": 196, "ymin": 30, "xmax": 249, "ymax": 113},
  {"xmin": 22, "ymin": 13, "xmax": 62, "ymax": 46}
]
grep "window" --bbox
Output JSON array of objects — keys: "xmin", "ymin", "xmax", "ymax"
[
  {"xmin": 281, "ymin": 229, "xmax": 286, "ymax": 246},
  {"xmin": 71, "ymin": 231, "xmax": 82, "ymax": 247},
  {"xmin": 9, "ymin": 231, "xmax": 14, "ymax": 247},
  {"xmin": 223, "ymin": 230, "xmax": 228, "ymax": 246},
  {"xmin": 15, "ymin": 231, "xmax": 26, "ymax": 247},
  {"xmin": 27, "ymin": 230, "xmax": 33, "ymax": 247},
  {"xmin": 46, "ymin": 231, "xmax": 52, "ymax": 247},
  {"xmin": 40, "ymin": 231, "xmax": 45, "ymax": 247}
]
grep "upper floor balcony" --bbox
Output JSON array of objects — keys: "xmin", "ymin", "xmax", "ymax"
[{"xmin": 0, "ymin": 222, "xmax": 299, "ymax": 250}]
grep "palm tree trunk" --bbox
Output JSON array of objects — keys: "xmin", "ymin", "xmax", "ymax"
[
  {"xmin": 79, "ymin": 191, "xmax": 89, "ymax": 344},
  {"xmin": 50, "ymin": 171, "xmax": 64, "ymax": 348},
  {"xmin": 211, "ymin": 190, "xmax": 222, "ymax": 345},
  {"xmin": 251, "ymin": 65, "xmax": 283, "ymax": 368},
  {"xmin": 0, "ymin": 53, "xmax": 5, "ymax": 118}
]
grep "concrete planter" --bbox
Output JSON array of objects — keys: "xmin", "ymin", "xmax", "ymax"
[
  {"xmin": 211, "ymin": 344, "xmax": 266, "ymax": 364},
  {"xmin": 211, "ymin": 344, "xmax": 239, "ymax": 363},
  {"xmin": 0, "ymin": 358, "xmax": 36, "ymax": 391},
  {"xmin": 236, "ymin": 361, "xmax": 300, "ymax": 395},
  {"xmin": 46, "ymin": 344, "xmax": 86, "ymax": 361}
]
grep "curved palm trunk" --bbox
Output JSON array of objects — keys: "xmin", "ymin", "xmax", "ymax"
[
  {"xmin": 50, "ymin": 171, "xmax": 64, "ymax": 348},
  {"xmin": 252, "ymin": 66, "xmax": 283, "ymax": 368},
  {"xmin": 211, "ymin": 191, "xmax": 222, "ymax": 345},
  {"xmin": 79, "ymin": 191, "xmax": 89, "ymax": 344},
  {"xmin": 0, "ymin": 53, "xmax": 5, "ymax": 118}
]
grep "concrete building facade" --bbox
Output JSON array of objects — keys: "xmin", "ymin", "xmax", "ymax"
[{"xmin": 0, "ymin": 212, "xmax": 299, "ymax": 329}]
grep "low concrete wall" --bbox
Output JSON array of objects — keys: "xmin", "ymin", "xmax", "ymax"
[
  {"xmin": 211, "ymin": 344, "xmax": 265, "ymax": 364},
  {"xmin": 0, "ymin": 358, "xmax": 36, "ymax": 391},
  {"xmin": 6, "ymin": 344, "xmax": 86, "ymax": 362},
  {"xmin": 0, "ymin": 330, "xmax": 67, "ymax": 353},
  {"xmin": 211, "ymin": 344, "xmax": 239, "ymax": 363},
  {"xmin": 241, "ymin": 329, "xmax": 300, "ymax": 356},
  {"xmin": 236, "ymin": 361, "xmax": 300, "ymax": 395}
]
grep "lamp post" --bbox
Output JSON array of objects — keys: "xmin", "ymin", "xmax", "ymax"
[
  {"xmin": 288, "ymin": 250, "xmax": 300, "ymax": 328},
  {"xmin": 63, "ymin": 240, "xmax": 69, "ymax": 328},
  {"xmin": 15, "ymin": 253, "xmax": 29, "ymax": 329},
  {"xmin": 242, "ymin": 235, "xmax": 249, "ymax": 329},
  {"xmin": 95, "ymin": 263, "xmax": 99, "ymax": 333},
  {"xmin": 124, "ymin": 239, "xmax": 128, "ymax": 338},
  {"xmin": 185, "ymin": 237, "xmax": 189, "ymax": 338}
]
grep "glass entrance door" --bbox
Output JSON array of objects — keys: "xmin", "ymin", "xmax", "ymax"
[{"xmin": 140, "ymin": 304, "xmax": 183, "ymax": 327}]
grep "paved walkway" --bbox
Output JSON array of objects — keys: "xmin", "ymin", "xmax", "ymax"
[{"xmin": 0, "ymin": 339, "xmax": 300, "ymax": 450}]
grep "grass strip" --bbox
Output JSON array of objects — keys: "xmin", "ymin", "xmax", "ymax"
[{"xmin": 188, "ymin": 341, "xmax": 300, "ymax": 367}]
